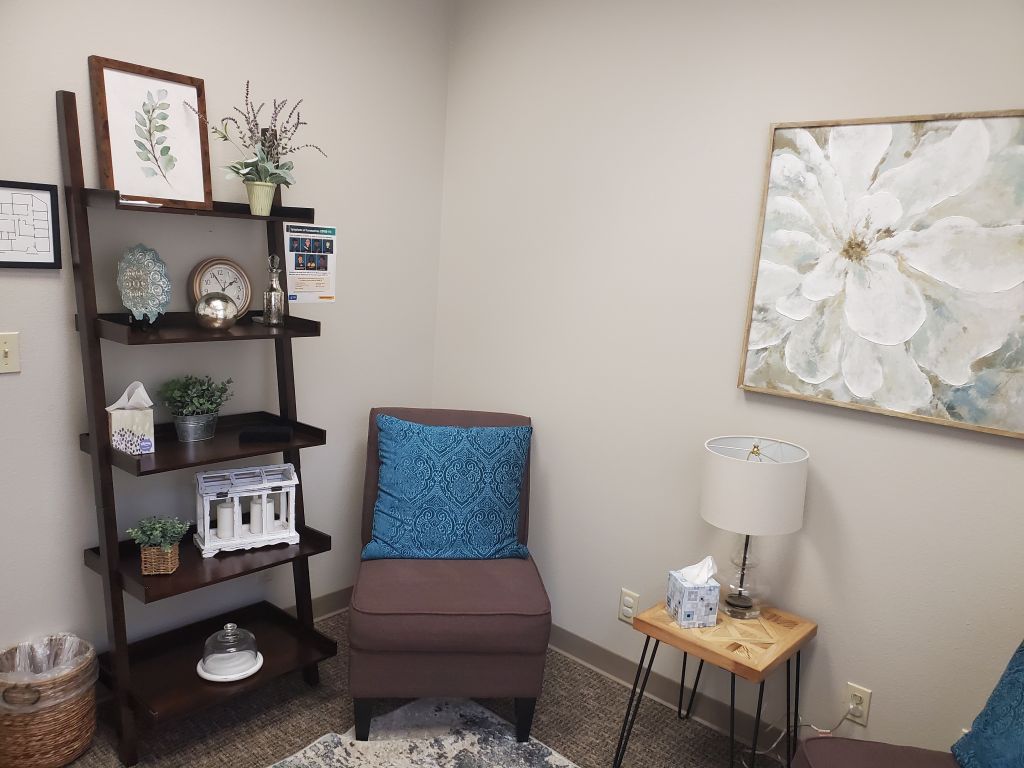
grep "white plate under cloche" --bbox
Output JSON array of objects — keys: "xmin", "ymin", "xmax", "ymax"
[{"xmin": 196, "ymin": 651, "xmax": 264, "ymax": 683}]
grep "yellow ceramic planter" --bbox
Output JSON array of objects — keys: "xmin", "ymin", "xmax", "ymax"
[{"xmin": 244, "ymin": 181, "xmax": 277, "ymax": 216}]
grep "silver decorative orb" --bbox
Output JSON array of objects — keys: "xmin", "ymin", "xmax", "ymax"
[{"xmin": 195, "ymin": 292, "xmax": 239, "ymax": 330}]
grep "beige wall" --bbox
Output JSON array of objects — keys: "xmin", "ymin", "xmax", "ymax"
[
  {"xmin": 3, "ymin": 0, "xmax": 1023, "ymax": 755},
  {"xmin": 433, "ymin": 0, "xmax": 1024, "ymax": 751},
  {"xmin": 0, "ymin": 0, "xmax": 449, "ymax": 644}
]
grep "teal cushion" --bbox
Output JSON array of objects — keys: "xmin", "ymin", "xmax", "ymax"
[
  {"xmin": 952, "ymin": 641, "xmax": 1024, "ymax": 768},
  {"xmin": 361, "ymin": 415, "xmax": 532, "ymax": 560}
]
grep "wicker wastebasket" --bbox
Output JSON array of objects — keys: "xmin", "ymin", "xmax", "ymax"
[{"xmin": 0, "ymin": 633, "xmax": 98, "ymax": 768}]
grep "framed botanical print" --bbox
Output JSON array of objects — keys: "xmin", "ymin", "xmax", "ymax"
[
  {"xmin": 739, "ymin": 110, "xmax": 1024, "ymax": 440},
  {"xmin": 0, "ymin": 180, "xmax": 61, "ymax": 269},
  {"xmin": 88, "ymin": 56, "xmax": 212, "ymax": 209}
]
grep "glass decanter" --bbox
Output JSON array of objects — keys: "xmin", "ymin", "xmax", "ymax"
[{"xmin": 263, "ymin": 253, "xmax": 285, "ymax": 326}]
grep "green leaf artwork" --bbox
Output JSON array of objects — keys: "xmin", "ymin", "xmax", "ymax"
[{"xmin": 135, "ymin": 88, "xmax": 175, "ymax": 185}]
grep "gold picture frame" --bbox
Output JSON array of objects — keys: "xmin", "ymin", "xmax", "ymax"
[{"xmin": 739, "ymin": 109, "xmax": 1024, "ymax": 440}]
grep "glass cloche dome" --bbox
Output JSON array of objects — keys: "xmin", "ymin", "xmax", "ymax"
[{"xmin": 200, "ymin": 623, "xmax": 259, "ymax": 678}]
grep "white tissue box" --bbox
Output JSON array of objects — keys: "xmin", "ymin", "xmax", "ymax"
[
  {"xmin": 666, "ymin": 571, "xmax": 720, "ymax": 629},
  {"xmin": 109, "ymin": 408, "xmax": 154, "ymax": 455},
  {"xmin": 107, "ymin": 381, "xmax": 155, "ymax": 455}
]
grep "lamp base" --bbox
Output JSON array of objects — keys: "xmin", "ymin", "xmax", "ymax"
[
  {"xmin": 724, "ymin": 534, "xmax": 762, "ymax": 619},
  {"xmin": 723, "ymin": 591, "xmax": 760, "ymax": 620}
]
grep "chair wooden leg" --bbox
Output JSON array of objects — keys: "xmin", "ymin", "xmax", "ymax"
[
  {"xmin": 353, "ymin": 698, "xmax": 373, "ymax": 741},
  {"xmin": 514, "ymin": 697, "xmax": 537, "ymax": 742}
]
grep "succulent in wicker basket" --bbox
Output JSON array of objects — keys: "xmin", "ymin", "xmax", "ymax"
[{"xmin": 126, "ymin": 517, "xmax": 189, "ymax": 575}]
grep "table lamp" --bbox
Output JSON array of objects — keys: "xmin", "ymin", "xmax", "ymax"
[{"xmin": 698, "ymin": 436, "xmax": 808, "ymax": 619}]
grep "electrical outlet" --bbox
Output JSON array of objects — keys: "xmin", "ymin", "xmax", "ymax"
[
  {"xmin": 619, "ymin": 588, "xmax": 640, "ymax": 624},
  {"xmin": 845, "ymin": 682, "xmax": 872, "ymax": 726},
  {"xmin": 0, "ymin": 332, "xmax": 20, "ymax": 374}
]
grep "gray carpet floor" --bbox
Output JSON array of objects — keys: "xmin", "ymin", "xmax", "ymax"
[{"xmin": 72, "ymin": 611, "xmax": 752, "ymax": 768}]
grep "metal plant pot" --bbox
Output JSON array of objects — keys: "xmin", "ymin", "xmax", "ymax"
[{"xmin": 173, "ymin": 413, "xmax": 218, "ymax": 442}]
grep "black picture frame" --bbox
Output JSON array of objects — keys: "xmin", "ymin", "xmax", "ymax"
[{"xmin": 0, "ymin": 180, "xmax": 61, "ymax": 269}]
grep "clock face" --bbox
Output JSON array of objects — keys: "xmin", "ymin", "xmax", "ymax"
[{"xmin": 190, "ymin": 258, "xmax": 251, "ymax": 315}]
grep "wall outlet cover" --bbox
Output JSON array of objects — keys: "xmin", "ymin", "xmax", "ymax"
[
  {"xmin": 619, "ymin": 588, "xmax": 640, "ymax": 624},
  {"xmin": 845, "ymin": 682, "xmax": 872, "ymax": 727}
]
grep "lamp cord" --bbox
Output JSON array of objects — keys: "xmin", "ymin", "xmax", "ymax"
[{"xmin": 739, "ymin": 704, "xmax": 860, "ymax": 767}]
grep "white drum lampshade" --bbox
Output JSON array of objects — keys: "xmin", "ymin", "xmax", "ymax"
[
  {"xmin": 698, "ymin": 436, "xmax": 809, "ymax": 619},
  {"xmin": 698, "ymin": 436, "xmax": 808, "ymax": 536}
]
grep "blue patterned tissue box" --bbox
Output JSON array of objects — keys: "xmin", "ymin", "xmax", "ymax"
[{"xmin": 667, "ymin": 570, "xmax": 719, "ymax": 629}]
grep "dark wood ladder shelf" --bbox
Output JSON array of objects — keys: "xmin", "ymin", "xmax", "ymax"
[
  {"xmin": 96, "ymin": 601, "xmax": 336, "ymax": 724},
  {"xmin": 83, "ymin": 187, "xmax": 314, "ymax": 223},
  {"xmin": 79, "ymin": 411, "xmax": 327, "ymax": 476},
  {"xmin": 86, "ymin": 312, "xmax": 321, "ymax": 345},
  {"xmin": 85, "ymin": 526, "xmax": 332, "ymax": 603},
  {"xmin": 58, "ymin": 87, "xmax": 333, "ymax": 766}
]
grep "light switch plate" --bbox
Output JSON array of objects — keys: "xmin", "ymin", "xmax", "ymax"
[{"xmin": 0, "ymin": 332, "xmax": 21, "ymax": 374}]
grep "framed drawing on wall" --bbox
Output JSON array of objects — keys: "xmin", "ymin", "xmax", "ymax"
[
  {"xmin": 0, "ymin": 180, "xmax": 61, "ymax": 269},
  {"xmin": 739, "ymin": 110, "xmax": 1024, "ymax": 440},
  {"xmin": 88, "ymin": 56, "xmax": 212, "ymax": 210}
]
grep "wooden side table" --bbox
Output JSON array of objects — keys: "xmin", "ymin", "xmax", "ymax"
[{"xmin": 613, "ymin": 602, "xmax": 817, "ymax": 768}]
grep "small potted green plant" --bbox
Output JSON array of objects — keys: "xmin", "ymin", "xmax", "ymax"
[
  {"xmin": 188, "ymin": 82, "xmax": 326, "ymax": 215},
  {"xmin": 159, "ymin": 375, "xmax": 233, "ymax": 442},
  {"xmin": 126, "ymin": 517, "xmax": 189, "ymax": 575},
  {"xmin": 226, "ymin": 146, "xmax": 294, "ymax": 216}
]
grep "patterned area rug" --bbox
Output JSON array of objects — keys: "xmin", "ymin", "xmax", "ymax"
[{"xmin": 272, "ymin": 698, "xmax": 578, "ymax": 767}]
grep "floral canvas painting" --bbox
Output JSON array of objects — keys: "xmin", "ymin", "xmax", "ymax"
[{"xmin": 740, "ymin": 112, "xmax": 1024, "ymax": 439}]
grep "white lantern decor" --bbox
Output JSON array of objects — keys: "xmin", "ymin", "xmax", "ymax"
[{"xmin": 194, "ymin": 464, "xmax": 300, "ymax": 558}]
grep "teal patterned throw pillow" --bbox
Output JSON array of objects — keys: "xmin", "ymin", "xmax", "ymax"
[
  {"xmin": 361, "ymin": 415, "xmax": 532, "ymax": 560},
  {"xmin": 952, "ymin": 641, "xmax": 1024, "ymax": 768}
]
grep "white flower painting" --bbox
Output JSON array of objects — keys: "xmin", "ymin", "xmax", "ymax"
[{"xmin": 740, "ymin": 113, "xmax": 1024, "ymax": 439}]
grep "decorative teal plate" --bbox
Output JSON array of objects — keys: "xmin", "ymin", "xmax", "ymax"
[{"xmin": 117, "ymin": 243, "xmax": 172, "ymax": 323}]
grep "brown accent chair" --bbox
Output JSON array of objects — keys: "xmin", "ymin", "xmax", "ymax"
[
  {"xmin": 348, "ymin": 407, "xmax": 552, "ymax": 742},
  {"xmin": 795, "ymin": 737, "xmax": 957, "ymax": 768}
]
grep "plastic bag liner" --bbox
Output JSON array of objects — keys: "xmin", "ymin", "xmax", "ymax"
[{"xmin": 0, "ymin": 633, "xmax": 97, "ymax": 713}]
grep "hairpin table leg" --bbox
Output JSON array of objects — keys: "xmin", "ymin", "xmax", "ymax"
[
  {"xmin": 792, "ymin": 651, "xmax": 802, "ymax": 758},
  {"xmin": 613, "ymin": 638, "xmax": 660, "ymax": 768},
  {"xmin": 786, "ymin": 658, "xmax": 792, "ymax": 767},
  {"xmin": 729, "ymin": 673, "xmax": 736, "ymax": 768},
  {"xmin": 750, "ymin": 680, "xmax": 765, "ymax": 768},
  {"xmin": 677, "ymin": 654, "xmax": 704, "ymax": 720},
  {"xmin": 677, "ymin": 652, "xmax": 687, "ymax": 718}
]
